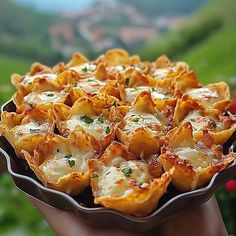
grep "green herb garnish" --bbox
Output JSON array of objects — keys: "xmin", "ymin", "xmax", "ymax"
[
  {"xmin": 98, "ymin": 117, "xmax": 104, "ymax": 123},
  {"xmin": 30, "ymin": 128, "xmax": 41, "ymax": 134},
  {"xmin": 28, "ymin": 82, "xmax": 33, "ymax": 85},
  {"xmin": 88, "ymin": 78, "xmax": 95, "ymax": 82},
  {"xmin": 121, "ymin": 167, "xmax": 132, "ymax": 177},
  {"xmin": 105, "ymin": 126, "xmax": 110, "ymax": 134},
  {"xmin": 125, "ymin": 77, "xmax": 130, "ymax": 86},
  {"xmin": 64, "ymin": 154, "xmax": 72, "ymax": 159},
  {"xmin": 190, "ymin": 118, "xmax": 196, "ymax": 122},
  {"xmin": 132, "ymin": 117, "xmax": 140, "ymax": 122},
  {"xmin": 106, "ymin": 172, "xmax": 110, "ymax": 175},
  {"xmin": 151, "ymin": 87, "xmax": 156, "ymax": 92},
  {"xmin": 67, "ymin": 159, "xmax": 75, "ymax": 167},
  {"xmin": 64, "ymin": 154, "xmax": 75, "ymax": 167},
  {"xmin": 81, "ymin": 67, "xmax": 88, "ymax": 73},
  {"xmin": 115, "ymin": 118, "xmax": 120, "ymax": 124},
  {"xmin": 28, "ymin": 102, "xmax": 34, "ymax": 107},
  {"xmin": 47, "ymin": 93, "xmax": 54, "ymax": 97},
  {"xmin": 92, "ymin": 173, "xmax": 99, "ymax": 178},
  {"xmin": 80, "ymin": 115, "xmax": 94, "ymax": 124}
]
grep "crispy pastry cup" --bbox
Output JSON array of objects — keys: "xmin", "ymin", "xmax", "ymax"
[
  {"xmin": 0, "ymin": 108, "xmax": 54, "ymax": 157},
  {"xmin": 117, "ymin": 92, "xmax": 167, "ymax": 159},
  {"xmin": 172, "ymin": 99, "xmax": 236, "ymax": 144},
  {"xmin": 181, "ymin": 81, "xmax": 231, "ymax": 111},
  {"xmin": 53, "ymin": 96, "xmax": 122, "ymax": 149},
  {"xmin": 160, "ymin": 123, "xmax": 235, "ymax": 192},
  {"xmin": 88, "ymin": 141, "xmax": 171, "ymax": 216},
  {"xmin": 22, "ymin": 130, "xmax": 101, "ymax": 196}
]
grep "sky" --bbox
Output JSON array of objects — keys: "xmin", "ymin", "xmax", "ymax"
[{"xmin": 12, "ymin": 0, "xmax": 96, "ymax": 12}]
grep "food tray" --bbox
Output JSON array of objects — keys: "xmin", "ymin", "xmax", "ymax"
[{"xmin": 0, "ymin": 99, "xmax": 236, "ymax": 232}]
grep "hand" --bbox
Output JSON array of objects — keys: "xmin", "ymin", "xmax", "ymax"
[{"xmin": 29, "ymin": 195, "xmax": 227, "ymax": 236}]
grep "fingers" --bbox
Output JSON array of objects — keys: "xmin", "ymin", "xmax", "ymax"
[{"xmin": 28, "ymin": 196, "xmax": 145, "ymax": 236}]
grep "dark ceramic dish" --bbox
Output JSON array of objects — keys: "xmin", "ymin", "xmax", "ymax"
[{"xmin": 0, "ymin": 100, "xmax": 236, "ymax": 232}]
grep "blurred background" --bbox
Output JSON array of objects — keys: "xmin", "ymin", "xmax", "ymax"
[{"xmin": 0, "ymin": 0, "xmax": 235, "ymax": 235}]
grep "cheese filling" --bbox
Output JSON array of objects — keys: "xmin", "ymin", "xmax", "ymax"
[
  {"xmin": 97, "ymin": 160, "xmax": 153, "ymax": 197},
  {"xmin": 152, "ymin": 68, "xmax": 170, "ymax": 79},
  {"xmin": 123, "ymin": 110, "xmax": 163, "ymax": 136},
  {"xmin": 106, "ymin": 65, "xmax": 142, "ymax": 74},
  {"xmin": 24, "ymin": 91, "xmax": 66, "ymax": 104},
  {"xmin": 66, "ymin": 115, "xmax": 111, "ymax": 139},
  {"xmin": 125, "ymin": 86, "xmax": 170, "ymax": 102},
  {"xmin": 14, "ymin": 121, "xmax": 50, "ymax": 140},
  {"xmin": 186, "ymin": 87, "xmax": 220, "ymax": 107},
  {"xmin": 183, "ymin": 110, "xmax": 224, "ymax": 132},
  {"xmin": 176, "ymin": 147, "xmax": 219, "ymax": 169},
  {"xmin": 41, "ymin": 150, "xmax": 94, "ymax": 182},
  {"xmin": 74, "ymin": 77, "xmax": 106, "ymax": 93},
  {"xmin": 70, "ymin": 63, "xmax": 96, "ymax": 74},
  {"xmin": 21, "ymin": 73, "xmax": 57, "ymax": 85}
]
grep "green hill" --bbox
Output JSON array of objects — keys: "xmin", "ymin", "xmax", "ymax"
[
  {"xmin": 138, "ymin": 0, "xmax": 236, "ymax": 91},
  {"xmin": 0, "ymin": 0, "xmax": 63, "ymax": 64},
  {"xmin": 0, "ymin": 54, "xmax": 32, "ymax": 104}
]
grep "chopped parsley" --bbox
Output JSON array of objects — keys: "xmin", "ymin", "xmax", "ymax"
[
  {"xmin": 121, "ymin": 167, "xmax": 132, "ymax": 177},
  {"xmin": 91, "ymin": 173, "xmax": 99, "ymax": 178},
  {"xmin": 81, "ymin": 67, "xmax": 88, "ymax": 73},
  {"xmin": 106, "ymin": 172, "xmax": 110, "ymax": 175},
  {"xmin": 28, "ymin": 102, "xmax": 34, "ymax": 107},
  {"xmin": 28, "ymin": 82, "xmax": 33, "ymax": 85},
  {"xmin": 125, "ymin": 77, "xmax": 130, "ymax": 86},
  {"xmin": 115, "ymin": 118, "xmax": 120, "ymax": 124},
  {"xmin": 98, "ymin": 117, "xmax": 104, "ymax": 123},
  {"xmin": 67, "ymin": 159, "xmax": 75, "ymax": 167},
  {"xmin": 29, "ymin": 128, "xmax": 41, "ymax": 134},
  {"xmin": 47, "ymin": 93, "xmax": 55, "ymax": 97},
  {"xmin": 132, "ymin": 117, "xmax": 140, "ymax": 122},
  {"xmin": 105, "ymin": 126, "xmax": 110, "ymax": 134},
  {"xmin": 190, "ymin": 118, "xmax": 196, "ymax": 122},
  {"xmin": 88, "ymin": 78, "xmax": 95, "ymax": 82},
  {"xmin": 64, "ymin": 154, "xmax": 72, "ymax": 159},
  {"xmin": 151, "ymin": 87, "xmax": 156, "ymax": 92},
  {"xmin": 64, "ymin": 154, "xmax": 75, "ymax": 167},
  {"xmin": 80, "ymin": 115, "xmax": 94, "ymax": 124}
]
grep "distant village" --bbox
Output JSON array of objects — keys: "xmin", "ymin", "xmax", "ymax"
[{"xmin": 49, "ymin": 0, "xmax": 187, "ymax": 57}]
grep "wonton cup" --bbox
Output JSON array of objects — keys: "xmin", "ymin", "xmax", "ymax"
[
  {"xmin": 13, "ymin": 85, "xmax": 69, "ymax": 113},
  {"xmin": 182, "ymin": 82, "xmax": 231, "ymax": 111},
  {"xmin": 22, "ymin": 130, "xmax": 101, "ymax": 195},
  {"xmin": 160, "ymin": 123, "xmax": 235, "ymax": 192},
  {"xmin": 117, "ymin": 91, "xmax": 168, "ymax": 159},
  {"xmin": 173, "ymin": 99, "xmax": 236, "ymax": 145},
  {"xmin": 88, "ymin": 141, "xmax": 171, "ymax": 216},
  {"xmin": 53, "ymin": 96, "xmax": 122, "ymax": 149},
  {"xmin": 0, "ymin": 108, "xmax": 54, "ymax": 157}
]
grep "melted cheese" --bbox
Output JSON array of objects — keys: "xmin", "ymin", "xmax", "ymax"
[
  {"xmin": 66, "ymin": 115, "xmax": 111, "ymax": 139},
  {"xmin": 75, "ymin": 77, "xmax": 106, "ymax": 93},
  {"xmin": 186, "ymin": 87, "xmax": 220, "ymax": 107},
  {"xmin": 123, "ymin": 110, "xmax": 163, "ymax": 136},
  {"xmin": 14, "ymin": 121, "xmax": 49, "ymax": 140},
  {"xmin": 152, "ymin": 68, "xmax": 169, "ymax": 79},
  {"xmin": 106, "ymin": 65, "xmax": 141, "ymax": 74},
  {"xmin": 24, "ymin": 91, "xmax": 66, "ymax": 104},
  {"xmin": 70, "ymin": 63, "xmax": 96, "ymax": 74},
  {"xmin": 97, "ymin": 160, "xmax": 152, "ymax": 197},
  {"xmin": 176, "ymin": 147, "xmax": 219, "ymax": 169},
  {"xmin": 125, "ymin": 86, "xmax": 169, "ymax": 102},
  {"xmin": 21, "ymin": 73, "xmax": 57, "ymax": 85},
  {"xmin": 41, "ymin": 150, "xmax": 94, "ymax": 182},
  {"xmin": 183, "ymin": 110, "xmax": 224, "ymax": 132}
]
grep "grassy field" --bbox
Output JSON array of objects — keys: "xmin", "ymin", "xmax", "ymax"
[
  {"xmin": 0, "ymin": 55, "xmax": 54, "ymax": 235},
  {"xmin": 0, "ymin": 55, "xmax": 32, "ymax": 104}
]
